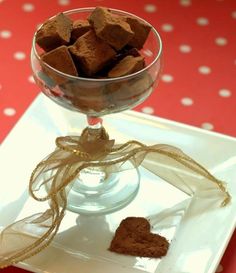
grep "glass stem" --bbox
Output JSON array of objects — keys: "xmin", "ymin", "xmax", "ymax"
[
  {"xmin": 86, "ymin": 116, "xmax": 103, "ymax": 141},
  {"xmin": 87, "ymin": 116, "xmax": 103, "ymax": 129}
]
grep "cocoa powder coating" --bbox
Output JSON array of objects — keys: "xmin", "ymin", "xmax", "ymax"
[
  {"xmin": 109, "ymin": 217, "xmax": 169, "ymax": 258},
  {"xmin": 126, "ymin": 16, "xmax": 152, "ymax": 49},
  {"xmin": 41, "ymin": 45, "xmax": 78, "ymax": 84},
  {"xmin": 36, "ymin": 13, "xmax": 73, "ymax": 52},
  {"xmin": 69, "ymin": 30, "xmax": 116, "ymax": 76},
  {"xmin": 89, "ymin": 7, "xmax": 134, "ymax": 50},
  {"xmin": 71, "ymin": 19, "xmax": 91, "ymax": 42},
  {"xmin": 108, "ymin": 55, "xmax": 145, "ymax": 78}
]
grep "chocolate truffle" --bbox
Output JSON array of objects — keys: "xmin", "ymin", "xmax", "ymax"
[
  {"xmin": 107, "ymin": 72, "xmax": 152, "ymax": 107},
  {"xmin": 120, "ymin": 47, "xmax": 141, "ymax": 57},
  {"xmin": 106, "ymin": 80, "xmax": 131, "ymax": 105},
  {"xmin": 61, "ymin": 81, "xmax": 109, "ymax": 112},
  {"xmin": 108, "ymin": 55, "xmax": 145, "ymax": 78},
  {"xmin": 41, "ymin": 45, "xmax": 78, "ymax": 84},
  {"xmin": 69, "ymin": 30, "xmax": 116, "ymax": 76},
  {"xmin": 36, "ymin": 13, "xmax": 73, "ymax": 52},
  {"xmin": 126, "ymin": 17, "xmax": 152, "ymax": 49},
  {"xmin": 71, "ymin": 19, "xmax": 91, "ymax": 42},
  {"xmin": 89, "ymin": 7, "xmax": 134, "ymax": 50},
  {"xmin": 109, "ymin": 217, "xmax": 169, "ymax": 258}
]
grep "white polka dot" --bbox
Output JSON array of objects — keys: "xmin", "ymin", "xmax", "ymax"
[
  {"xmin": 201, "ymin": 122, "xmax": 214, "ymax": 130},
  {"xmin": 196, "ymin": 17, "xmax": 209, "ymax": 26},
  {"xmin": 232, "ymin": 11, "xmax": 236, "ymax": 19},
  {"xmin": 142, "ymin": 106, "xmax": 154, "ymax": 114},
  {"xmin": 14, "ymin": 52, "xmax": 26, "ymax": 60},
  {"xmin": 22, "ymin": 3, "xmax": 35, "ymax": 12},
  {"xmin": 181, "ymin": 97, "xmax": 193, "ymax": 106},
  {"xmin": 0, "ymin": 84, "xmax": 2, "ymax": 90},
  {"xmin": 0, "ymin": 30, "xmax": 12, "ymax": 39},
  {"xmin": 3, "ymin": 108, "xmax": 16, "ymax": 116},
  {"xmin": 180, "ymin": 0, "xmax": 191, "ymax": 6},
  {"xmin": 215, "ymin": 37, "xmax": 228, "ymax": 46},
  {"xmin": 58, "ymin": 0, "xmax": 70, "ymax": 5},
  {"xmin": 161, "ymin": 74, "xmax": 174, "ymax": 82},
  {"xmin": 28, "ymin": 75, "xmax": 35, "ymax": 83},
  {"xmin": 179, "ymin": 44, "xmax": 192, "ymax": 53},
  {"xmin": 216, "ymin": 264, "xmax": 223, "ymax": 273},
  {"xmin": 198, "ymin": 66, "xmax": 211, "ymax": 74},
  {"xmin": 161, "ymin": 24, "xmax": 174, "ymax": 32},
  {"xmin": 219, "ymin": 89, "xmax": 231, "ymax": 97},
  {"xmin": 144, "ymin": 4, "xmax": 157, "ymax": 13}
]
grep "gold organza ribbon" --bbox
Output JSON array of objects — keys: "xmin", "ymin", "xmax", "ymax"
[{"xmin": 0, "ymin": 127, "xmax": 231, "ymax": 268}]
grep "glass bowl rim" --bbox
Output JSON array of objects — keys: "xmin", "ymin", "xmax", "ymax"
[{"xmin": 32, "ymin": 7, "xmax": 163, "ymax": 83}]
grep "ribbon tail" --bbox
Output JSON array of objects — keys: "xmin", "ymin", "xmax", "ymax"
[{"xmin": 0, "ymin": 189, "xmax": 66, "ymax": 269}]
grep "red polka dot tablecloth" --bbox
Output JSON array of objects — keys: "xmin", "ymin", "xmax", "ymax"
[{"xmin": 0, "ymin": 0, "xmax": 235, "ymax": 273}]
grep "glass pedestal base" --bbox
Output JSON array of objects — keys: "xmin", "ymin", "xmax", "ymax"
[{"xmin": 66, "ymin": 161, "xmax": 140, "ymax": 215}]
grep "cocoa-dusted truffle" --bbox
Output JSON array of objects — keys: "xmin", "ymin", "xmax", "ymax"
[
  {"xmin": 41, "ymin": 45, "xmax": 78, "ymax": 84},
  {"xmin": 109, "ymin": 217, "xmax": 169, "ymax": 258},
  {"xmin": 89, "ymin": 7, "xmax": 134, "ymax": 50},
  {"xmin": 115, "ymin": 46, "xmax": 140, "ymax": 63},
  {"xmin": 120, "ymin": 47, "xmax": 141, "ymax": 57},
  {"xmin": 36, "ymin": 13, "xmax": 73, "ymax": 52},
  {"xmin": 128, "ymin": 71, "xmax": 153, "ymax": 97},
  {"xmin": 125, "ymin": 17, "xmax": 152, "ymax": 49},
  {"xmin": 61, "ymin": 81, "xmax": 109, "ymax": 112},
  {"xmin": 107, "ymin": 72, "xmax": 152, "ymax": 107},
  {"xmin": 71, "ymin": 19, "xmax": 91, "ymax": 42},
  {"xmin": 69, "ymin": 30, "xmax": 116, "ymax": 76},
  {"xmin": 108, "ymin": 55, "xmax": 145, "ymax": 78}
]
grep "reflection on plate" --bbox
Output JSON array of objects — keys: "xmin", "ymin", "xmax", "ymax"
[{"xmin": 0, "ymin": 94, "xmax": 235, "ymax": 273}]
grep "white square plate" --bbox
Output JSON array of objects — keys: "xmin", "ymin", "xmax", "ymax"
[{"xmin": 0, "ymin": 94, "xmax": 235, "ymax": 273}]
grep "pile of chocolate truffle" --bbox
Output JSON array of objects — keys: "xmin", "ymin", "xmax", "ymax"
[{"xmin": 35, "ymin": 7, "xmax": 154, "ymax": 113}]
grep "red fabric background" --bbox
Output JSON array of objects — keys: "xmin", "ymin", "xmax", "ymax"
[{"xmin": 0, "ymin": 0, "xmax": 235, "ymax": 272}]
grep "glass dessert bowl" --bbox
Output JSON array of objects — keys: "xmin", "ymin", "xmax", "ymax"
[{"xmin": 31, "ymin": 7, "xmax": 162, "ymax": 215}]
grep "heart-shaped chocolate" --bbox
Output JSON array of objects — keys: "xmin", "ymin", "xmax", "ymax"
[{"xmin": 109, "ymin": 217, "xmax": 169, "ymax": 258}]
